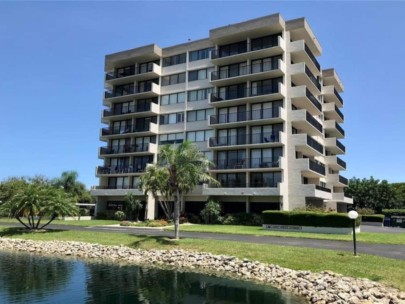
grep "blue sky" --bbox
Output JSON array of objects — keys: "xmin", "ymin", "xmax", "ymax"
[{"xmin": 0, "ymin": 1, "xmax": 404, "ymax": 188}]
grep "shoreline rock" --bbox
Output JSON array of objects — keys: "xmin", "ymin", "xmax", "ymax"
[{"xmin": 0, "ymin": 238, "xmax": 403, "ymax": 304}]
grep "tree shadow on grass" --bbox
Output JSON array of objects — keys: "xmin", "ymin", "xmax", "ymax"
[
  {"xmin": 0, "ymin": 227, "xmax": 64, "ymax": 238},
  {"xmin": 129, "ymin": 234, "xmax": 180, "ymax": 249}
]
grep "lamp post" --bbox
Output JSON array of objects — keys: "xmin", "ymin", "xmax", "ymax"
[{"xmin": 348, "ymin": 210, "xmax": 359, "ymax": 256}]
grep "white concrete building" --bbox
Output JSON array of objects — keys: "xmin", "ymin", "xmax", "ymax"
[{"xmin": 91, "ymin": 13, "xmax": 353, "ymax": 219}]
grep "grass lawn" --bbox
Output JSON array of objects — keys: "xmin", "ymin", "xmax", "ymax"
[
  {"xmin": 0, "ymin": 217, "xmax": 119, "ymax": 227},
  {"xmin": 164, "ymin": 224, "xmax": 405, "ymax": 245},
  {"xmin": 0, "ymin": 227, "xmax": 404, "ymax": 291}
]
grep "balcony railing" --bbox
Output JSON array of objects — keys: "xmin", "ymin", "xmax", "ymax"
[
  {"xmin": 305, "ymin": 66, "xmax": 321, "ymax": 91},
  {"xmin": 101, "ymin": 125, "xmax": 133, "ymax": 136},
  {"xmin": 306, "ymin": 136, "xmax": 324, "ymax": 154},
  {"xmin": 209, "ymin": 132, "xmax": 280, "ymax": 147},
  {"xmin": 335, "ymin": 122, "xmax": 345, "ymax": 136},
  {"xmin": 103, "ymin": 103, "xmax": 152, "ymax": 117},
  {"xmin": 97, "ymin": 165, "xmax": 147, "ymax": 175},
  {"xmin": 211, "ymin": 60, "xmax": 280, "ymax": 81},
  {"xmin": 304, "ymin": 44, "xmax": 320, "ymax": 71},
  {"xmin": 92, "ymin": 185, "xmax": 137, "ymax": 190},
  {"xmin": 105, "ymin": 84, "xmax": 152, "ymax": 99},
  {"xmin": 336, "ymin": 157, "xmax": 346, "ymax": 169},
  {"xmin": 106, "ymin": 63, "xmax": 157, "ymax": 81},
  {"xmin": 211, "ymin": 37, "xmax": 280, "ymax": 59},
  {"xmin": 315, "ymin": 185, "xmax": 332, "ymax": 193},
  {"xmin": 309, "ymin": 159, "xmax": 325, "ymax": 175},
  {"xmin": 344, "ymin": 193, "xmax": 352, "ymax": 198},
  {"xmin": 210, "ymin": 181, "xmax": 279, "ymax": 188},
  {"xmin": 334, "ymin": 88, "xmax": 343, "ymax": 105},
  {"xmin": 306, "ymin": 89, "xmax": 322, "ymax": 112},
  {"xmin": 335, "ymin": 105, "xmax": 344, "ymax": 120},
  {"xmin": 305, "ymin": 111, "xmax": 323, "ymax": 133},
  {"xmin": 336, "ymin": 139, "xmax": 346, "ymax": 152},
  {"xmin": 210, "ymin": 84, "xmax": 280, "ymax": 102},
  {"xmin": 100, "ymin": 143, "xmax": 150, "ymax": 155},
  {"xmin": 339, "ymin": 175, "xmax": 349, "ymax": 185},
  {"xmin": 210, "ymin": 107, "xmax": 281, "ymax": 125},
  {"xmin": 212, "ymin": 157, "xmax": 279, "ymax": 170}
]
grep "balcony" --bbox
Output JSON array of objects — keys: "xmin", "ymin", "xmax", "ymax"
[
  {"xmin": 104, "ymin": 83, "xmax": 160, "ymax": 103},
  {"xmin": 105, "ymin": 63, "xmax": 161, "ymax": 85},
  {"xmin": 289, "ymin": 40, "xmax": 320, "ymax": 74},
  {"xmin": 290, "ymin": 62, "xmax": 321, "ymax": 94},
  {"xmin": 211, "ymin": 157, "xmax": 280, "ymax": 171},
  {"xmin": 210, "ymin": 59, "xmax": 285, "ymax": 86},
  {"xmin": 331, "ymin": 192, "xmax": 353, "ymax": 204},
  {"xmin": 208, "ymin": 132, "xmax": 282, "ymax": 149},
  {"xmin": 100, "ymin": 122, "xmax": 158, "ymax": 140},
  {"xmin": 322, "ymin": 102, "xmax": 344, "ymax": 123},
  {"xmin": 209, "ymin": 83, "xmax": 285, "ymax": 107},
  {"xmin": 299, "ymin": 159, "xmax": 325, "ymax": 178},
  {"xmin": 324, "ymin": 155, "xmax": 346, "ymax": 170},
  {"xmin": 326, "ymin": 174, "xmax": 349, "ymax": 186},
  {"xmin": 324, "ymin": 120, "xmax": 345, "ymax": 138},
  {"xmin": 300, "ymin": 184, "xmax": 332, "ymax": 200},
  {"xmin": 322, "ymin": 85, "xmax": 343, "ymax": 107},
  {"xmin": 324, "ymin": 138, "xmax": 345, "ymax": 155},
  {"xmin": 90, "ymin": 186, "xmax": 144, "ymax": 197},
  {"xmin": 291, "ymin": 109, "xmax": 323, "ymax": 136},
  {"xmin": 209, "ymin": 107, "xmax": 284, "ymax": 128},
  {"xmin": 202, "ymin": 183, "xmax": 280, "ymax": 196},
  {"xmin": 99, "ymin": 143, "xmax": 157, "ymax": 156},
  {"xmin": 102, "ymin": 102, "xmax": 159, "ymax": 122},
  {"xmin": 292, "ymin": 134, "xmax": 324, "ymax": 156},
  {"xmin": 290, "ymin": 86, "xmax": 322, "ymax": 116},
  {"xmin": 96, "ymin": 164, "xmax": 148, "ymax": 176},
  {"xmin": 210, "ymin": 36, "xmax": 285, "ymax": 65}
]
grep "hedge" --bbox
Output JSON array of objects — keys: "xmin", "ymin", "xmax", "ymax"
[
  {"xmin": 361, "ymin": 214, "xmax": 384, "ymax": 223},
  {"xmin": 262, "ymin": 211, "xmax": 361, "ymax": 228},
  {"xmin": 382, "ymin": 209, "xmax": 405, "ymax": 217}
]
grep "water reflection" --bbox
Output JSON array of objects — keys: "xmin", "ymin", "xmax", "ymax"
[{"xmin": 0, "ymin": 250, "xmax": 305, "ymax": 304}]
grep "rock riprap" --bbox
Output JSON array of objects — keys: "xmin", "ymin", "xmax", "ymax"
[{"xmin": 0, "ymin": 238, "xmax": 403, "ymax": 304}]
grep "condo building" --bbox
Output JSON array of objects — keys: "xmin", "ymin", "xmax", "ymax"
[{"xmin": 91, "ymin": 13, "xmax": 353, "ymax": 219}]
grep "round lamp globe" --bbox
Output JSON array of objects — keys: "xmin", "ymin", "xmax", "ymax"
[{"xmin": 348, "ymin": 210, "xmax": 359, "ymax": 220}]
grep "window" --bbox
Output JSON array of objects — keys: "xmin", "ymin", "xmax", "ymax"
[
  {"xmin": 251, "ymin": 33, "xmax": 281, "ymax": 51},
  {"xmin": 218, "ymin": 62, "xmax": 248, "ymax": 79},
  {"xmin": 115, "ymin": 65, "xmax": 135, "ymax": 78},
  {"xmin": 251, "ymin": 124, "xmax": 283, "ymax": 144},
  {"xmin": 187, "ymin": 109, "xmax": 214, "ymax": 122},
  {"xmin": 251, "ymin": 55, "xmax": 282, "ymax": 73},
  {"xmin": 186, "ymin": 130, "xmax": 214, "ymax": 142},
  {"xmin": 161, "ymin": 73, "xmax": 186, "ymax": 86},
  {"xmin": 218, "ymin": 105, "xmax": 246, "ymax": 124},
  {"xmin": 219, "ymin": 41, "xmax": 247, "ymax": 57},
  {"xmin": 111, "ymin": 120, "xmax": 132, "ymax": 134},
  {"xmin": 189, "ymin": 48, "xmax": 214, "ymax": 61},
  {"xmin": 251, "ymin": 100, "xmax": 283, "ymax": 120},
  {"xmin": 138, "ymin": 60, "xmax": 159, "ymax": 74},
  {"xmin": 188, "ymin": 68, "xmax": 214, "ymax": 81},
  {"xmin": 250, "ymin": 172, "xmax": 282, "ymax": 187},
  {"xmin": 250, "ymin": 77, "xmax": 282, "ymax": 96},
  {"xmin": 250, "ymin": 148, "xmax": 283, "ymax": 168},
  {"xmin": 216, "ymin": 150, "xmax": 246, "ymax": 169},
  {"xmin": 133, "ymin": 155, "xmax": 153, "ymax": 172},
  {"xmin": 113, "ymin": 101, "xmax": 135, "ymax": 115},
  {"xmin": 114, "ymin": 83, "xmax": 134, "ymax": 96},
  {"xmin": 187, "ymin": 88, "xmax": 213, "ymax": 102},
  {"xmin": 159, "ymin": 132, "xmax": 184, "ymax": 144},
  {"xmin": 217, "ymin": 173, "xmax": 246, "ymax": 187},
  {"xmin": 161, "ymin": 92, "xmax": 185, "ymax": 105},
  {"xmin": 162, "ymin": 53, "xmax": 186, "ymax": 67},
  {"xmin": 218, "ymin": 83, "xmax": 247, "ymax": 100},
  {"xmin": 160, "ymin": 112, "xmax": 184, "ymax": 125}
]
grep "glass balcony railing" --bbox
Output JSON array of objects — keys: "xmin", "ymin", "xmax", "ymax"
[
  {"xmin": 305, "ymin": 66, "xmax": 321, "ymax": 91},
  {"xmin": 100, "ymin": 144, "xmax": 150, "ymax": 155},
  {"xmin": 335, "ymin": 122, "xmax": 345, "ymax": 136},
  {"xmin": 209, "ymin": 132, "xmax": 280, "ymax": 147},
  {"xmin": 211, "ymin": 60, "xmax": 281, "ymax": 81},
  {"xmin": 306, "ymin": 136, "xmax": 324, "ymax": 154},
  {"xmin": 315, "ymin": 185, "xmax": 331, "ymax": 193},
  {"xmin": 304, "ymin": 44, "xmax": 320, "ymax": 71},
  {"xmin": 335, "ymin": 105, "xmax": 344, "ymax": 120},
  {"xmin": 309, "ymin": 159, "xmax": 325, "ymax": 175},
  {"xmin": 334, "ymin": 88, "xmax": 343, "ymax": 105},
  {"xmin": 336, "ymin": 157, "xmax": 346, "ymax": 169},
  {"xmin": 105, "ymin": 63, "xmax": 157, "ymax": 81},
  {"xmin": 336, "ymin": 139, "xmax": 346, "ymax": 152},
  {"xmin": 305, "ymin": 112, "xmax": 323, "ymax": 133},
  {"xmin": 339, "ymin": 175, "xmax": 349, "ymax": 185},
  {"xmin": 306, "ymin": 89, "xmax": 322, "ymax": 112},
  {"xmin": 105, "ymin": 84, "xmax": 153, "ymax": 99},
  {"xmin": 210, "ymin": 107, "xmax": 281, "ymax": 125},
  {"xmin": 97, "ymin": 164, "xmax": 148, "ymax": 175},
  {"xmin": 210, "ymin": 84, "xmax": 280, "ymax": 102},
  {"xmin": 212, "ymin": 157, "xmax": 280, "ymax": 170}
]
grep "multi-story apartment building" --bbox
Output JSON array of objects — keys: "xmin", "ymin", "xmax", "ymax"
[{"xmin": 91, "ymin": 13, "xmax": 353, "ymax": 219}]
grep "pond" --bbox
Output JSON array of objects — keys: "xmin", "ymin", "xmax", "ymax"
[{"xmin": 0, "ymin": 250, "xmax": 306, "ymax": 303}]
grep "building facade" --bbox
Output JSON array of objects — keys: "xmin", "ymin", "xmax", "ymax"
[{"xmin": 91, "ymin": 14, "xmax": 353, "ymax": 219}]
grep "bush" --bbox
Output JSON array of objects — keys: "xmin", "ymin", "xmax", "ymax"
[
  {"xmin": 361, "ymin": 214, "xmax": 384, "ymax": 223},
  {"xmin": 357, "ymin": 208, "xmax": 375, "ymax": 215},
  {"xmin": 222, "ymin": 213, "xmax": 263, "ymax": 226},
  {"xmin": 114, "ymin": 211, "xmax": 126, "ymax": 221},
  {"xmin": 222, "ymin": 214, "xmax": 237, "ymax": 225},
  {"xmin": 79, "ymin": 208, "xmax": 90, "ymax": 216},
  {"xmin": 200, "ymin": 200, "xmax": 222, "ymax": 224},
  {"xmin": 262, "ymin": 211, "xmax": 361, "ymax": 228},
  {"xmin": 120, "ymin": 221, "xmax": 132, "ymax": 226},
  {"xmin": 382, "ymin": 209, "xmax": 405, "ymax": 217},
  {"xmin": 188, "ymin": 213, "xmax": 201, "ymax": 224}
]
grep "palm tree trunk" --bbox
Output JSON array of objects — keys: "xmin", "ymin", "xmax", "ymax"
[
  {"xmin": 35, "ymin": 215, "xmax": 42, "ymax": 229},
  {"xmin": 40, "ymin": 215, "xmax": 56, "ymax": 230},
  {"xmin": 16, "ymin": 217, "xmax": 31, "ymax": 230},
  {"xmin": 174, "ymin": 188, "xmax": 180, "ymax": 240}
]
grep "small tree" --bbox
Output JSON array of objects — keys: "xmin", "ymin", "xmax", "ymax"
[
  {"xmin": 0, "ymin": 182, "xmax": 79, "ymax": 230},
  {"xmin": 200, "ymin": 200, "xmax": 222, "ymax": 224},
  {"xmin": 125, "ymin": 193, "xmax": 143, "ymax": 222}
]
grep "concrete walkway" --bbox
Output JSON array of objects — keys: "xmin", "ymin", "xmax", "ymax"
[{"xmin": 0, "ymin": 222, "xmax": 404, "ymax": 260}]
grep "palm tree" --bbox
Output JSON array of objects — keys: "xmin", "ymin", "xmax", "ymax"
[
  {"xmin": 0, "ymin": 183, "xmax": 79, "ymax": 230},
  {"xmin": 139, "ymin": 141, "xmax": 218, "ymax": 239}
]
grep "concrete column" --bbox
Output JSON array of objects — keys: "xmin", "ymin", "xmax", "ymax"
[
  {"xmin": 246, "ymin": 196, "xmax": 250, "ymax": 213},
  {"xmin": 146, "ymin": 194, "xmax": 156, "ymax": 220}
]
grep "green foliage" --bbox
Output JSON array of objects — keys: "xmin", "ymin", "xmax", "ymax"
[
  {"xmin": 114, "ymin": 211, "xmax": 126, "ymax": 221},
  {"xmin": 222, "ymin": 213, "xmax": 263, "ymax": 226},
  {"xmin": 119, "ymin": 219, "xmax": 169, "ymax": 227},
  {"xmin": 390, "ymin": 183, "xmax": 405, "ymax": 208},
  {"xmin": 200, "ymin": 200, "xmax": 222, "ymax": 224},
  {"xmin": 382, "ymin": 209, "xmax": 405, "ymax": 217},
  {"xmin": 262, "ymin": 211, "xmax": 361, "ymax": 228},
  {"xmin": 125, "ymin": 193, "xmax": 142, "ymax": 221},
  {"xmin": 79, "ymin": 208, "xmax": 91, "ymax": 216},
  {"xmin": 188, "ymin": 213, "xmax": 201, "ymax": 224},
  {"xmin": 357, "ymin": 208, "xmax": 375, "ymax": 215},
  {"xmin": 361, "ymin": 215, "xmax": 384, "ymax": 223},
  {"xmin": 52, "ymin": 171, "xmax": 91, "ymax": 204}
]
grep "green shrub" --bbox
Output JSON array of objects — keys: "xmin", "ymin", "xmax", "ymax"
[
  {"xmin": 114, "ymin": 211, "xmax": 126, "ymax": 221},
  {"xmin": 357, "ymin": 208, "xmax": 375, "ymax": 215},
  {"xmin": 200, "ymin": 200, "xmax": 222, "ymax": 224},
  {"xmin": 382, "ymin": 209, "xmax": 405, "ymax": 217},
  {"xmin": 120, "ymin": 221, "xmax": 132, "ymax": 226},
  {"xmin": 79, "ymin": 208, "xmax": 90, "ymax": 216},
  {"xmin": 188, "ymin": 213, "xmax": 201, "ymax": 224},
  {"xmin": 362, "ymin": 214, "xmax": 384, "ymax": 223},
  {"xmin": 222, "ymin": 214, "xmax": 237, "ymax": 225},
  {"xmin": 262, "ymin": 211, "xmax": 361, "ymax": 228},
  {"xmin": 222, "ymin": 213, "xmax": 263, "ymax": 226}
]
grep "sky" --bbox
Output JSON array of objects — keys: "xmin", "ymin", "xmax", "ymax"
[{"xmin": 0, "ymin": 1, "xmax": 404, "ymax": 188}]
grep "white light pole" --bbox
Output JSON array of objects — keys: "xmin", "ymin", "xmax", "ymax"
[{"xmin": 348, "ymin": 210, "xmax": 359, "ymax": 256}]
